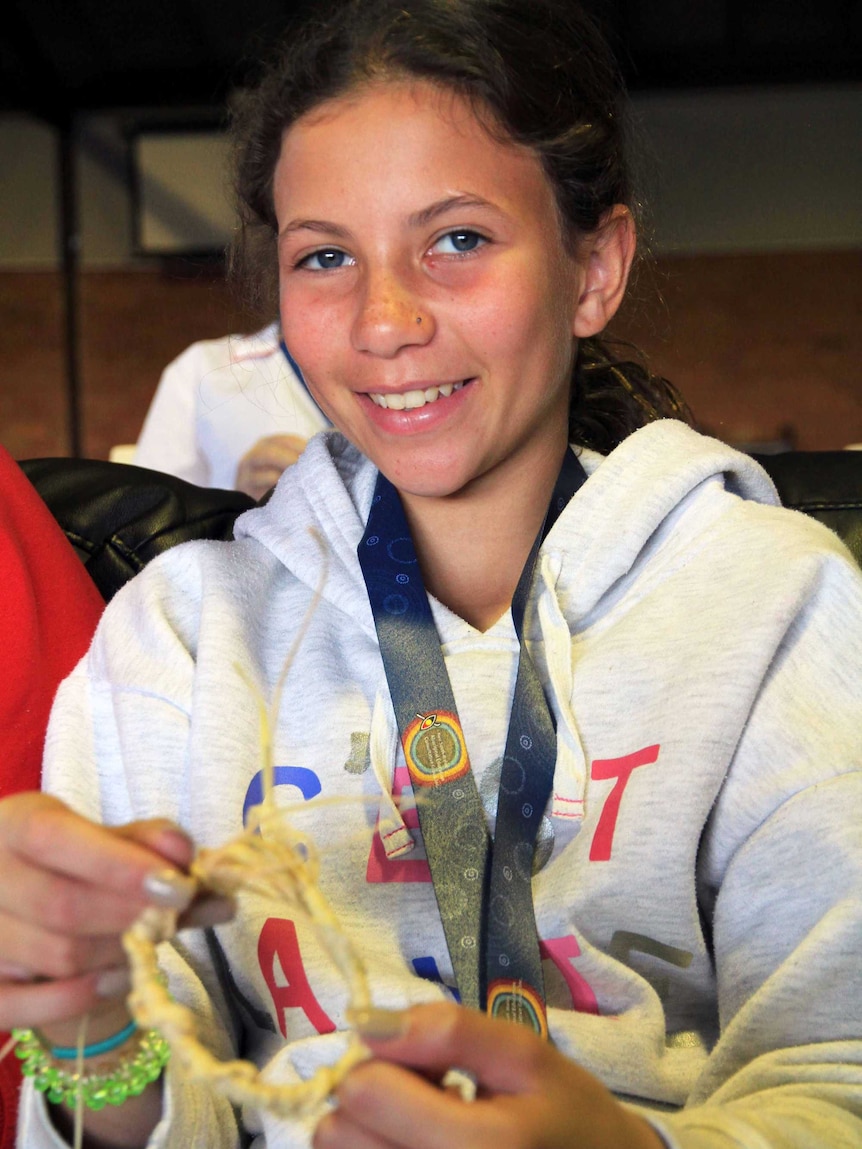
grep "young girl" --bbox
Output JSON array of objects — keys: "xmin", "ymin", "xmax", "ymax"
[{"xmin": 2, "ymin": 2, "xmax": 861, "ymax": 1147}]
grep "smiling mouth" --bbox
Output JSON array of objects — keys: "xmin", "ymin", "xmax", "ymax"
[{"xmin": 368, "ymin": 380, "xmax": 471, "ymax": 411}]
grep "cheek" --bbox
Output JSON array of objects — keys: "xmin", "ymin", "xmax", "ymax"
[
  {"xmin": 455, "ymin": 275, "xmax": 572, "ymax": 371},
  {"xmin": 279, "ymin": 286, "xmax": 345, "ymax": 385}
]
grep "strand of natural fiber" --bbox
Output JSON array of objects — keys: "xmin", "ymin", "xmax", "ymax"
[
  {"xmin": 122, "ymin": 537, "xmax": 374, "ymax": 1118},
  {"xmin": 122, "ymin": 801, "xmax": 372, "ymax": 1116},
  {"xmin": 0, "ymin": 1033, "xmax": 16, "ymax": 1065},
  {"xmin": 73, "ymin": 1015, "xmax": 88, "ymax": 1149}
]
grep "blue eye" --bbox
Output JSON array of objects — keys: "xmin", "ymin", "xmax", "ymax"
[
  {"xmin": 300, "ymin": 248, "xmax": 354, "ymax": 271},
  {"xmin": 433, "ymin": 230, "xmax": 486, "ymax": 255}
]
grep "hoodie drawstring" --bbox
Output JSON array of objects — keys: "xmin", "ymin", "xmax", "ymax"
[
  {"xmin": 536, "ymin": 553, "xmax": 587, "ymax": 822},
  {"xmin": 369, "ymin": 687, "xmax": 416, "ymax": 858}
]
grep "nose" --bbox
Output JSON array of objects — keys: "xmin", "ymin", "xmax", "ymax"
[{"xmin": 351, "ymin": 267, "xmax": 435, "ymax": 357}]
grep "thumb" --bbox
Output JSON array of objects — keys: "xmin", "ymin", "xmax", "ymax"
[
  {"xmin": 351, "ymin": 1001, "xmax": 551, "ymax": 1094},
  {"xmin": 113, "ymin": 818, "xmax": 195, "ymax": 871}
]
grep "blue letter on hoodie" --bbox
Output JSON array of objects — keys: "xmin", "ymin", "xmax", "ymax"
[{"xmin": 243, "ymin": 767, "xmax": 322, "ymax": 825}]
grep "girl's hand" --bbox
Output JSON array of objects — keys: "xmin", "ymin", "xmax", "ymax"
[
  {"xmin": 0, "ymin": 792, "xmax": 227, "ymax": 1036},
  {"xmin": 316, "ymin": 1001, "xmax": 665, "ymax": 1149}
]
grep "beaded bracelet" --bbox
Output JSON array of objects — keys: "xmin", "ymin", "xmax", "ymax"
[{"xmin": 12, "ymin": 1025, "xmax": 170, "ymax": 1110}]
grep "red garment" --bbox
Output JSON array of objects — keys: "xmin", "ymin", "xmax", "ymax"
[{"xmin": 0, "ymin": 445, "xmax": 104, "ymax": 1149}]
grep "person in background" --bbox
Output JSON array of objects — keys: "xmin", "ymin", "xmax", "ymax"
[
  {"xmin": 0, "ymin": 443, "xmax": 104, "ymax": 1149},
  {"xmin": 134, "ymin": 320, "xmax": 329, "ymax": 500}
]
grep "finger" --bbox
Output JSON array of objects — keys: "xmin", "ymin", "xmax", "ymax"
[
  {"xmin": 334, "ymin": 1059, "xmax": 502, "ymax": 1149},
  {"xmin": 4, "ymin": 796, "xmax": 193, "ymax": 903},
  {"xmin": 237, "ymin": 434, "xmax": 306, "ymax": 477},
  {"xmin": 0, "ymin": 847, "xmax": 191, "ymax": 937},
  {"xmin": 315, "ymin": 1106, "xmax": 404, "ymax": 1149},
  {"xmin": 236, "ymin": 466, "xmax": 285, "ymax": 501},
  {"xmin": 0, "ymin": 969, "xmax": 120, "ymax": 1031},
  {"xmin": 177, "ymin": 892, "xmax": 236, "ymax": 930},
  {"xmin": 0, "ymin": 911, "xmax": 127, "ymax": 979},
  {"xmin": 1, "ymin": 853, "xmax": 135, "ymax": 937},
  {"xmin": 355, "ymin": 1002, "xmax": 553, "ymax": 1094},
  {"xmin": 113, "ymin": 819, "xmax": 194, "ymax": 870},
  {"xmin": 274, "ymin": 433, "xmax": 308, "ymax": 452}
]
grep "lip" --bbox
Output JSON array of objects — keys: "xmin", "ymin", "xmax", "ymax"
[{"xmin": 359, "ymin": 377, "xmax": 475, "ymax": 433}]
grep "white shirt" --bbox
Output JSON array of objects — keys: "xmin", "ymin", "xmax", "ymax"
[{"xmin": 134, "ymin": 322, "xmax": 329, "ymax": 489}]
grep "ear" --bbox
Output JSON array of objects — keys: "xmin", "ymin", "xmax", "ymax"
[{"xmin": 571, "ymin": 205, "xmax": 636, "ymax": 338}]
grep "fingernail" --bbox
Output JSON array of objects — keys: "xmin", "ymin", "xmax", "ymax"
[
  {"xmin": 179, "ymin": 894, "xmax": 236, "ymax": 930},
  {"xmin": 95, "ymin": 966, "xmax": 131, "ymax": 998},
  {"xmin": 143, "ymin": 868, "xmax": 196, "ymax": 910},
  {"xmin": 0, "ymin": 962, "xmax": 33, "ymax": 981},
  {"xmin": 347, "ymin": 1007, "xmax": 409, "ymax": 1041}
]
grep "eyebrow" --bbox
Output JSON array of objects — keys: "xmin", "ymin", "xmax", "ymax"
[
  {"xmin": 407, "ymin": 194, "xmax": 499, "ymax": 228},
  {"xmin": 278, "ymin": 194, "xmax": 500, "ymax": 242},
  {"xmin": 278, "ymin": 219, "xmax": 352, "ymax": 242}
]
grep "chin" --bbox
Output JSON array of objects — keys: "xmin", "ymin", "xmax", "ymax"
[
  {"xmin": 383, "ymin": 474, "xmax": 468, "ymax": 501},
  {"xmin": 376, "ymin": 457, "xmax": 475, "ymax": 501}
]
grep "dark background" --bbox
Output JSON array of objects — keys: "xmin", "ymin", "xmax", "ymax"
[{"xmin": 3, "ymin": 0, "xmax": 860, "ymax": 119}]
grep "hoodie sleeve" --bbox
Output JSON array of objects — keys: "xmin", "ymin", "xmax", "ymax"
[
  {"xmin": 647, "ymin": 544, "xmax": 862, "ymax": 1149},
  {"xmin": 20, "ymin": 553, "xmax": 245, "ymax": 1149}
]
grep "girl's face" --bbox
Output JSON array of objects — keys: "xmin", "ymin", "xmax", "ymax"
[{"xmin": 274, "ymin": 81, "xmax": 596, "ymax": 501}]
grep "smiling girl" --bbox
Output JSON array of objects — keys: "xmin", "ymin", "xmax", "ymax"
[{"xmin": 2, "ymin": 2, "xmax": 861, "ymax": 1148}]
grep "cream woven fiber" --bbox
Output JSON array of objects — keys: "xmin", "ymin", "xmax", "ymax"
[{"xmin": 122, "ymin": 798, "xmax": 372, "ymax": 1117}]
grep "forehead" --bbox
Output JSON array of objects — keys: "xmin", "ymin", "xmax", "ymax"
[{"xmin": 273, "ymin": 80, "xmax": 558, "ymax": 226}]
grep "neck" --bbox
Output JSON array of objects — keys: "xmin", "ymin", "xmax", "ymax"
[{"xmin": 399, "ymin": 441, "xmax": 568, "ymax": 632}]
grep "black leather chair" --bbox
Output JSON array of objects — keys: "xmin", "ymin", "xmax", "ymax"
[
  {"xmin": 17, "ymin": 449, "xmax": 862, "ymax": 604},
  {"xmin": 19, "ymin": 458, "xmax": 255, "ymax": 602},
  {"xmin": 752, "ymin": 451, "xmax": 862, "ymax": 567}
]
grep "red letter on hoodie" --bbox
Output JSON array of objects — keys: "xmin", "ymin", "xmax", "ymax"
[
  {"xmin": 589, "ymin": 745, "xmax": 659, "ymax": 861},
  {"xmin": 540, "ymin": 935, "xmax": 600, "ymax": 1014},
  {"xmin": 366, "ymin": 766, "xmax": 432, "ymax": 883},
  {"xmin": 258, "ymin": 918, "xmax": 335, "ymax": 1036}
]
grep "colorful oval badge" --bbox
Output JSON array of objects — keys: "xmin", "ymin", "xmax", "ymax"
[
  {"xmin": 487, "ymin": 979, "xmax": 548, "ymax": 1038},
  {"xmin": 403, "ymin": 710, "xmax": 469, "ymax": 787}
]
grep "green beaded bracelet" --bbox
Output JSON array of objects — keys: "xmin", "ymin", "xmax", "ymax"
[{"xmin": 12, "ymin": 1026, "xmax": 170, "ymax": 1110}]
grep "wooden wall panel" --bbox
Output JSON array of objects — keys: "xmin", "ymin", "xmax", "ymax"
[{"xmin": 0, "ymin": 250, "xmax": 859, "ymax": 462}]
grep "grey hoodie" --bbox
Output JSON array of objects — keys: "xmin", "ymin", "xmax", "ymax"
[{"xmin": 25, "ymin": 420, "xmax": 862, "ymax": 1148}]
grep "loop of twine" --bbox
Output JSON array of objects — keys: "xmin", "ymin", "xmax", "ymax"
[{"xmin": 122, "ymin": 802, "xmax": 371, "ymax": 1117}]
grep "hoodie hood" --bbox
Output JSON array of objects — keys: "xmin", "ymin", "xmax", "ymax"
[
  {"xmin": 548, "ymin": 419, "xmax": 778, "ymax": 623},
  {"xmin": 234, "ymin": 419, "xmax": 778, "ymax": 628},
  {"xmin": 234, "ymin": 431, "xmax": 380, "ymax": 638}
]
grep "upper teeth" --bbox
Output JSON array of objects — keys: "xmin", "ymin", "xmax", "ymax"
[{"xmin": 370, "ymin": 381, "xmax": 464, "ymax": 410}]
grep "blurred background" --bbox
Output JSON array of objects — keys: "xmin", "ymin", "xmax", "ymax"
[{"xmin": 0, "ymin": 0, "xmax": 860, "ymax": 462}]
